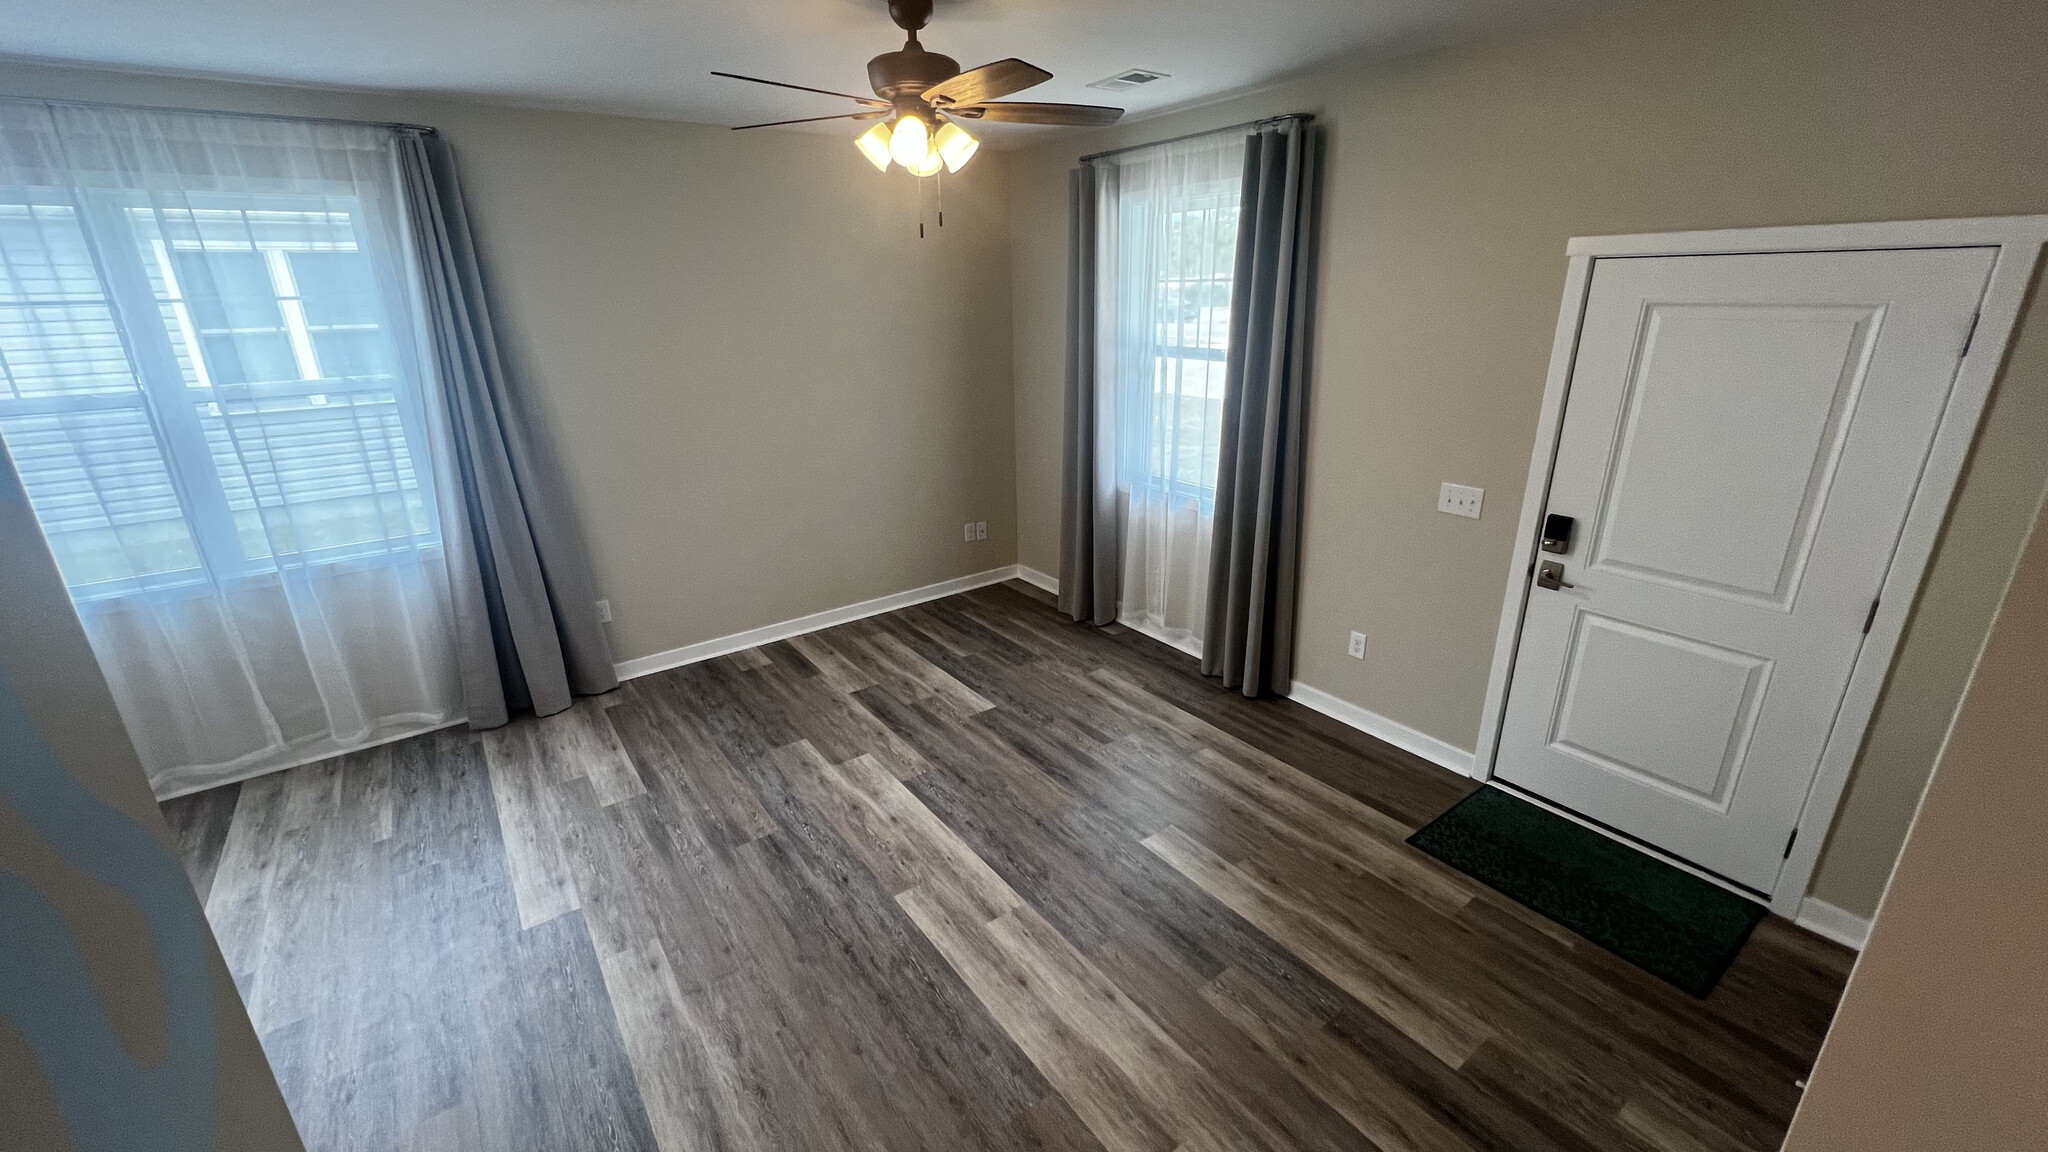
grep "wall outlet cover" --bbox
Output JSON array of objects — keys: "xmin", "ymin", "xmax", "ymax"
[
  {"xmin": 1438, "ymin": 482, "xmax": 1484, "ymax": 519},
  {"xmin": 1347, "ymin": 631, "xmax": 1367, "ymax": 659},
  {"xmin": 594, "ymin": 599, "xmax": 612, "ymax": 623},
  {"xmin": 975, "ymin": 521, "xmax": 988, "ymax": 541}
]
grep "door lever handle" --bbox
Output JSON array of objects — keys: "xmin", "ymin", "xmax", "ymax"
[{"xmin": 1536, "ymin": 560, "xmax": 1576, "ymax": 591}]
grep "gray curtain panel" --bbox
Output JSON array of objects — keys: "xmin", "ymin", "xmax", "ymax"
[
  {"xmin": 396, "ymin": 130, "xmax": 619, "ymax": 728},
  {"xmin": 1202, "ymin": 118, "xmax": 1323, "ymax": 697},
  {"xmin": 1059, "ymin": 162, "xmax": 1120, "ymax": 625}
]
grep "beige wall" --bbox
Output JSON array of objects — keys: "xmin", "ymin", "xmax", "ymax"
[
  {"xmin": 0, "ymin": 58, "xmax": 1019, "ymax": 667},
  {"xmin": 0, "ymin": 442, "xmax": 303, "ymax": 1149},
  {"xmin": 1007, "ymin": 0, "xmax": 2048, "ymax": 917},
  {"xmin": 1782, "ymin": 494, "xmax": 2047, "ymax": 1151}
]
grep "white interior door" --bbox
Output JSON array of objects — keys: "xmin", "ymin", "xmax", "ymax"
[{"xmin": 1495, "ymin": 247, "xmax": 1995, "ymax": 892}]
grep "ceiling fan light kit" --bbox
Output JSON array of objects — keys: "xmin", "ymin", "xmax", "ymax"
[
  {"xmin": 854, "ymin": 120, "xmax": 894, "ymax": 172},
  {"xmin": 888, "ymin": 111, "xmax": 931, "ymax": 168},
  {"xmin": 716, "ymin": 0, "xmax": 1122, "ymax": 184},
  {"xmin": 933, "ymin": 122, "xmax": 979, "ymax": 173}
]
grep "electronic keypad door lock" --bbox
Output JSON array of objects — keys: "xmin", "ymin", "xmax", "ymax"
[
  {"xmin": 1541, "ymin": 513, "xmax": 1576, "ymax": 554},
  {"xmin": 1535, "ymin": 560, "xmax": 1576, "ymax": 591}
]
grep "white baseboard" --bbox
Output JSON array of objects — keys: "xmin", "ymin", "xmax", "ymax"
[
  {"xmin": 1283, "ymin": 680, "xmax": 1476, "ymax": 777},
  {"xmin": 1016, "ymin": 565, "xmax": 1060, "ymax": 595},
  {"xmin": 1796, "ymin": 896, "xmax": 1872, "ymax": 952},
  {"xmin": 1120, "ymin": 614, "xmax": 1203, "ymax": 660},
  {"xmin": 613, "ymin": 565, "xmax": 1026, "ymax": 681}
]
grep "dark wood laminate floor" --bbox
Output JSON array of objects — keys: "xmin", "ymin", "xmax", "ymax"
[{"xmin": 161, "ymin": 581, "xmax": 1854, "ymax": 1152}]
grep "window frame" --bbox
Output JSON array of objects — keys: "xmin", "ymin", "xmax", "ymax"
[
  {"xmin": 1115, "ymin": 180, "xmax": 1241, "ymax": 509},
  {"xmin": 0, "ymin": 183, "xmax": 442, "ymax": 600}
]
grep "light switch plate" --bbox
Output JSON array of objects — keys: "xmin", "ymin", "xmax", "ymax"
[{"xmin": 1438, "ymin": 482, "xmax": 1484, "ymax": 519}]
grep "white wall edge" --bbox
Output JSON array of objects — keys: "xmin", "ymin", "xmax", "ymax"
[
  {"xmin": 1016, "ymin": 565, "xmax": 1060, "ymax": 595},
  {"xmin": 1796, "ymin": 896, "xmax": 1872, "ymax": 952},
  {"xmin": 1284, "ymin": 680, "xmax": 1476, "ymax": 777},
  {"xmin": 613, "ymin": 565, "xmax": 1025, "ymax": 681}
]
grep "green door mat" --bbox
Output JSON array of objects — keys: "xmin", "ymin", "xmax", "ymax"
[{"xmin": 1408, "ymin": 786, "xmax": 1767, "ymax": 997}]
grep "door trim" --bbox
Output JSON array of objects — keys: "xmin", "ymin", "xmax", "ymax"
[{"xmin": 1474, "ymin": 216, "xmax": 2048, "ymax": 917}]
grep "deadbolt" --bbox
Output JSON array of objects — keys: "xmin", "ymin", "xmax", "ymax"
[
  {"xmin": 1541, "ymin": 512, "xmax": 1576, "ymax": 554},
  {"xmin": 1536, "ymin": 560, "xmax": 1576, "ymax": 591}
]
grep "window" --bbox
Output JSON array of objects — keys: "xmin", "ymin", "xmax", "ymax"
[
  {"xmin": 0, "ymin": 190, "xmax": 437, "ymax": 597},
  {"xmin": 1106, "ymin": 143, "xmax": 1244, "ymax": 505},
  {"xmin": 0, "ymin": 101, "xmax": 470, "ymax": 797},
  {"xmin": 1131, "ymin": 186, "xmax": 1238, "ymax": 499},
  {"xmin": 1095, "ymin": 131, "xmax": 1247, "ymax": 655}
]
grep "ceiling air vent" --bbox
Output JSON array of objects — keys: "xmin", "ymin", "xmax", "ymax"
[{"xmin": 1087, "ymin": 68, "xmax": 1169, "ymax": 93}]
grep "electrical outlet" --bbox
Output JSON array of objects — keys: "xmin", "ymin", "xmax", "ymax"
[
  {"xmin": 975, "ymin": 521, "xmax": 987, "ymax": 541},
  {"xmin": 964, "ymin": 521, "xmax": 976, "ymax": 542},
  {"xmin": 1438, "ymin": 482, "xmax": 1484, "ymax": 519},
  {"xmin": 594, "ymin": 599, "xmax": 612, "ymax": 624},
  {"xmin": 1347, "ymin": 631, "xmax": 1367, "ymax": 659}
]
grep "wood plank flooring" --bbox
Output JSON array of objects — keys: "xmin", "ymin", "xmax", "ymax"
[{"xmin": 160, "ymin": 581, "xmax": 1854, "ymax": 1152}]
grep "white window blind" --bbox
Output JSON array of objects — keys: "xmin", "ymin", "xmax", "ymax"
[{"xmin": 0, "ymin": 191, "xmax": 437, "ymax": 597}]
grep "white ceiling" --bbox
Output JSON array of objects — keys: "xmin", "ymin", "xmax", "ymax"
[{"xmin": 2, "ymin": 0, "xmax": 1607, "ymax": 143}]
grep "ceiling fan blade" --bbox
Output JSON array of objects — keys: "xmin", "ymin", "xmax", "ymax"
[
  {"xmin": 920, "ymin": 59, "xmax": 1053, "ymax": 108},
  {"xmin": 730, "ymin": 110, "xmax": 891, "ymax": 131},
  {"xmin": 711, "ymin": 71, "xmax": 889, "ymax": 108},
  {"xmin": 952, "ymin": 101, "xmax": 1124, "ymax": 126}
]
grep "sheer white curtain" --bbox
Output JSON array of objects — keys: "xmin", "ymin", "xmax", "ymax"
[
  {"xmin": 1094, "ymin": 132, "xmax": 1246, "ymax": 655},
  {"xmin": 0, "ymin": 100, "xmax": 464, "ymax": 797}
]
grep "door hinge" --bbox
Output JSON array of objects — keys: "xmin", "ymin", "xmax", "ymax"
[
  {"xmin": 1959, "ymin": 309, "xmax": 1981, "ymax": 359},
  {"xmin": 1862, "ymin": 597, "xmax": 1881, "ymax": 635},
  {"xmin": 1783, "ymin": 827, "xmax": 1799, "ymax": 859}
]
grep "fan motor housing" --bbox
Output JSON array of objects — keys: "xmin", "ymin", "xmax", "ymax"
[{"xmin": 868, "ymin": 43, "xmax": 961, "ymax": 102}]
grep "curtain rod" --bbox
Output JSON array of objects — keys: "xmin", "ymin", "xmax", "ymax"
[
  {"xmin": 1077, "ymin": 112, "xmax": 1311, "ymax": 164},
  {"xmin": 0, "ymin": 93, "xmax": 437, "ymax": 135}
]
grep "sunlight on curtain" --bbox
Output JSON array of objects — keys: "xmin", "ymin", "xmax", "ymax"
[
  {"xmin": 1095, "ymin": 132, "xmax": 1245, "ymax": 655},
  {"xmin": 0, "ymin": 101, "xmax": 463, "ymax": 796}
]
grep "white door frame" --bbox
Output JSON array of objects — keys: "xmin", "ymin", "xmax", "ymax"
[{"xmin": 1474, "ymin": 216, "xmax": 2048, "ymax": 918}]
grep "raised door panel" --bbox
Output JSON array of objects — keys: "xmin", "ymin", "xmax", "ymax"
[
  {"xmin": 1591, "ymin": 303, "xmax": 1879, "ymax": 612},
  {"xmin": 1547, "ymin": 611, "xmax": 1771, "ymax": 812}
]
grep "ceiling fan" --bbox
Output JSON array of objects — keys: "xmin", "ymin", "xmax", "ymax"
[{"xmin": 714, "ymin": 0, "xmax": 1124, "ymax": 177}]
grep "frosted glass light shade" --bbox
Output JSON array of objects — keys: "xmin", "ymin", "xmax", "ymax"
[
  {"xmin": 933, "ymin": 122, "xmax": 979, "ymax": 173},
  {"xmin": 908, "ymin": 150, "xmax": 943, "ymax": 178},
  {"xmin": 889, "ymin": 115, "xmax": 931, "ymax": 169},
  {"xmin": 854, "ymin": 122, "xmax": 893, "ymax": 172}
]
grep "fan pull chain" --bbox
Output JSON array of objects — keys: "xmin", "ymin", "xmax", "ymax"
[
  {"xmin": 918, "ymin": 171, "xmax": 926, "ymax": 239},
  {"xmin": 937, "ymin": 168, "xmax": 945, "ymax": 230}
]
